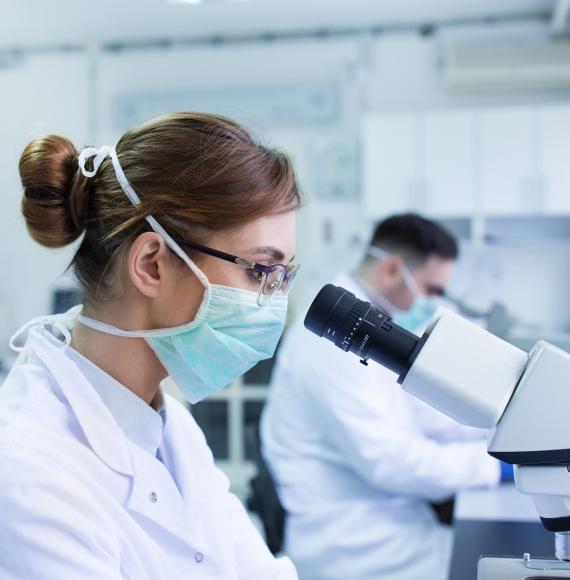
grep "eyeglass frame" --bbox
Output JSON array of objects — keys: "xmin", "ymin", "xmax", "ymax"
[{"xmin": 171, "ymin": 237, "xmax": 299, "ymax": 306}]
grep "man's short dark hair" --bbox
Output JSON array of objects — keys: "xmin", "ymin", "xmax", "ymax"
[{"xmin": 368, "ymin": 213, "xmax": 459, "ymax": 266}]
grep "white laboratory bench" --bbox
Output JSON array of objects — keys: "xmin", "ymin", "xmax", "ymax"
[
  {"xmin": 454, "ymin": 482, "xmax": 539, "ymax": 523},
  {"xmin": 449, "ymin": 484, "xmax": 552, "ymax": 580}
]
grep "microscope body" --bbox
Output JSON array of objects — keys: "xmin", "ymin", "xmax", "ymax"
[
  {"xmin": 400, "ymin": 309, "xmax": 570, "ymax": 567},
  {"xmin": 491, "ymin": 341, "xmax": 570, "ymax": 544},
  {"xmin": 305, "ymin": 285, "xmax": 570, "ymax": 578}
]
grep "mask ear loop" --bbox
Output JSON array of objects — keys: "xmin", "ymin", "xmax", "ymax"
[
  {"xmin": 78, "ymin": 146, "xmax": 114, "ymax": 178},
  {"xmin": 364, "ymin": 246, "xmax": 423, "ymax": 313},
  {"xmin": 107, "ymin": 148, "xmax": 210, "ymax": 289},
  {"xmin": 78, "ymin": 145, "xmax": 210, "ymax": 290},
  {"xmin": 368, "ymin": 246, "xmax": 421, "ymax": 298},
  {"xmin": 10, "ymin": 315, "xmax": 72, "ymax": 352},
  {"xmin": 367, "ymin": 246, "xmax": 389, "ymax": 261},
  {"xmin": 145, "ymin": 216, "xmax": 210, "ymax": 289},
  {"xmin": 399, "ymin": 262, "xmax": 421, "ymax": 299}
]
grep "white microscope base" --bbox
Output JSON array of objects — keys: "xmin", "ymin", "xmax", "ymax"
[{"xmin": 478, "ymin": 556, "xmax": 570, "ymax": 579}]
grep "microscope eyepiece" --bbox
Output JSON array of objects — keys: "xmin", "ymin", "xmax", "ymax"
[{"xmin": 304, "ymin": 284, "xmax": 422, "ymax": 380}]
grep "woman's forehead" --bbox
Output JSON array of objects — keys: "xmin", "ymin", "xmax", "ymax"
[{"xmin": 212, "ymin": 213, "xmax": 296, "ymax": 262}]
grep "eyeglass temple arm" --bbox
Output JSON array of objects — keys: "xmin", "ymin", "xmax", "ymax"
[{"xmin": 172, "ymin": 238, "xmax": 268, "ymax": 271}]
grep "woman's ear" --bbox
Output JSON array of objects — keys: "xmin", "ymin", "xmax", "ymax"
[{"xmin": 127, "ymin": 232, "xmax": 172, "ymax": 298}]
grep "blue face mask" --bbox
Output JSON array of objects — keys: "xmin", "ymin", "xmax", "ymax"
[
  {"xmin": 365, "ymin": 247, "xmax": 441, "ymax": 335},
  {"xmin": 75, "ymin": 144, "xmax": 288, "ymax": 404},
  {"xmin": 391, "ymin": 295, "xmax": 439, "ymax": 334}
]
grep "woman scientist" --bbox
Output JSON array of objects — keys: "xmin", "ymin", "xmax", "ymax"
[{"xmin": 0, "ymin": 112, "xmax": 301, "ymax": 579}]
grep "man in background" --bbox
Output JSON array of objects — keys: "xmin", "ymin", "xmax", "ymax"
[{"xmin": 261, "ymin": 213, "xmax": 502, "ymax": 580}]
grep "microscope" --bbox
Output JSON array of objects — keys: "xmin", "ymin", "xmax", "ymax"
[{"xmin": 305, "ymin": 284, "xmax": 570, "ymax": 580}]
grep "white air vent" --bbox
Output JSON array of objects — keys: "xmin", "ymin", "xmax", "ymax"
[
  {"xmin": 114, "ymin": 83, "xmax": 339, "ymax": 131},
  {"xmin": 442, "ymin": 40, "xmax": 570, "ymax": 92}
]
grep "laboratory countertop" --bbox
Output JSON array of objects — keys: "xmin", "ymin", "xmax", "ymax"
[
  {"xmin": 454, "ymin": 483, "xmax": 539, "ymax": 523},
  {"xmin": 449, "ymin": 484, "xmax": 553, "ymax": 580}
]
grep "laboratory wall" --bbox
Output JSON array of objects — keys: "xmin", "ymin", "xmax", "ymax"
[
  {"xmin": 1, "ymin": 17, "xmax": 570, "ymax": 364},
  {"xmin": 0, "ymin": 53, "xmax": 89, "ymax": 363}
]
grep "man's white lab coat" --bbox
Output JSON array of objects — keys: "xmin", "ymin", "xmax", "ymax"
[
  {"xmin": 0, "ymin": 314, "xmax": 297, "ymax": 579},
  {"xmin": 261, "ymin": 273, "xmax": 500, "ymax": 580}
]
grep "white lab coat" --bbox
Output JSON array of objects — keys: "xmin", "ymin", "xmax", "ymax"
[
  {"xmin": 0, "ymin": 315, "xmax": 297, "ymax": 580},
  {"xmin": 261, "ymin": 273, "xmax": 500, "ymax": 580}
]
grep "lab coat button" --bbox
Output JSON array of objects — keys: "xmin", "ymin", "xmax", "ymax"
[
  {"xmin": 195, "ymin": 552, "xmax": 204, "ymax": 563},
  {"xmin": 149, "ymin": 492, "xmax": 158, "ymax": 503}
]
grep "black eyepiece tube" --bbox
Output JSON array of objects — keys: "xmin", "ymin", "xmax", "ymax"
[{"xmin": 304, "ymin": 284, "xmax": 422, "ymax": 380}]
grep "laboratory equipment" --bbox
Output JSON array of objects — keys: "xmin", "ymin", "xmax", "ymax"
[{"xmin": 304, "ymin": 284, "xmax": 570, "ymax": 580}]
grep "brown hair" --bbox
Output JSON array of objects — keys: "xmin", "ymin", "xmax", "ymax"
[{"xmin": 19, "ymin": 112, "xmax": 302, "ymax": 304}]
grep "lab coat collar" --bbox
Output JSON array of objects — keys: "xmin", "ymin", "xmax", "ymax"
[
  {"xmin": 125, "ymin": 405, "xmax": 209, "ymax": 551},
  {"xmin": 65, "ymin": 345, "xmax": 165, "ymax": 458},
  {"xmin": 28, "ymin": 327, "xmax": 135, "ymax": 477},
  {"xmin": 27, "ymin": 326, "xmax": 212, "ymax": 556}
]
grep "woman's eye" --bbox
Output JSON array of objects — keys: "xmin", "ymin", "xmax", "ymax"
[{"xmin": 247, "ymin": 269, "xmax": 264, "ymax": 285}]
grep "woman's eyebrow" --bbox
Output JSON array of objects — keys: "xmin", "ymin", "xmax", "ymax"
[{"xmin": 247, "ymin": 246, "xmax": 286, "ymax": 262}]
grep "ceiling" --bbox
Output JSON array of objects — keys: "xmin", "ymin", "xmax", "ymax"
[{"xmin": 0, "ymin": 0, "xmax": 557, "ymax": 51}]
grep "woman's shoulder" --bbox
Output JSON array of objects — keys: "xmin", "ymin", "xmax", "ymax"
[
  {"xmin": 0, "ymin": 355, "xmax": 55, "ymax": 436},
  {"xmin": 0, "ymin": 354, "xmax": 82, "ymax": 478}
]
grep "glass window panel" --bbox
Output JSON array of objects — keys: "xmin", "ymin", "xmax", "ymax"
[
  {"xmin": 191, "ymin": 401, "xmax": 229, "ymax": 459},
  {"xmin": 244, "ymin": 400, "xmax": 265, "ymax": 461},
  {"xmin": 243, "ymin": 342, "xmax": 282, "ymax": 386}
]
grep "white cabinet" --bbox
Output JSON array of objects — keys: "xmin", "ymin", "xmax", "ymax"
[
  {"xmin": 362, "ymin": 112, "xmax": 419, "ymax": 218},
  {"xmin": 421, "ymin": 110, "xmax": 475, "ymax": 217},
  {"xmin": 478, "ymin": 106, "xmax": 538, "ymax": 216},
  {"xmin": 363, "ymin": 103, "xmax": 570, "ymax": 221},
  {"xmin": 538, "ymin": 104, "xmax": 570, "ymax": 214},
  {"xmin": 363, "ymin": 110, "xmax": 476, "ymax": 219}
]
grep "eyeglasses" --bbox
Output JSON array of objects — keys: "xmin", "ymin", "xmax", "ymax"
[
  {"xmin": 172, "ymin": 238, "xmax": 300, "ymax": 307},
  {"xmin": 425, "ymin": 285, "xmax": 446, "ymax": 298}
]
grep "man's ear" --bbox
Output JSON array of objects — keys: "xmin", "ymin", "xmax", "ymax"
[
  {"xmin": 382, "ymin": 255, "xmax": 403, "ymax": 279},
  {"xmin": 127, "ymin": 232, "xmax": 172, "ymax": 299}
]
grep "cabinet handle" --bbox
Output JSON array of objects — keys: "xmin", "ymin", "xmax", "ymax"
[
  {"xmin": 537, "ymin": 175, "xmax": 547, "ymax": 210},
  {"xmin": 531, "ymin": 177, "xmax": 536, "ymax": 211},
  {"xmin": 522, "ymin": 177, "xmax": 533, "ymax": 212}
]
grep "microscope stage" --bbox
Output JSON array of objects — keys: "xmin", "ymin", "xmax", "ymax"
[{"xmin": 478, "ymin": 556, "xmax": 570, "ymax": 579}]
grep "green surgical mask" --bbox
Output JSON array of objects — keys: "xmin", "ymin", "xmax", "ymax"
[{"xmin": 79, "ymin": 279, "xmax": 287, "ymax": 404}]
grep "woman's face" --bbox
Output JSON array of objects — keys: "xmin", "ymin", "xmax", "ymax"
[
  {"xmin": 146, "ymin": 211, "xmax": 297, "ymax": 328},
  {"xmin": 203, "ymin": 211, "xmax": 296, "ymax": 292}
]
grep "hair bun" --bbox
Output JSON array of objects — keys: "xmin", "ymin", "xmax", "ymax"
[{"xmin": 19, "ymin": 135, "xmax": 86, "ymax": 248}]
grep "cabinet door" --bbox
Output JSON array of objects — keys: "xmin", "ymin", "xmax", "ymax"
[
  {"xmin": 538, "ymin": 104, "xmax": 570, "ymax": 214},
  {"xmin": 478, "ymin": 107, "xmax": 537, "ymax": 216},
  {"xmin": 421, "ymin": 110, "xmax": 475, "ymax": 217},
  {"xmin": 362, "ymin": 113, "xmax": 419, "ymax": 219}
]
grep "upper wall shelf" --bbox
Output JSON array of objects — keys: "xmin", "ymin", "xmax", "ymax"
[
  {"xmin": 437, "ymin": 215, "xmax": 570, "ymax": 243},
  {"xmin": 363, "ymin": 103, "xmax": 570, "ymax": 221}
]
